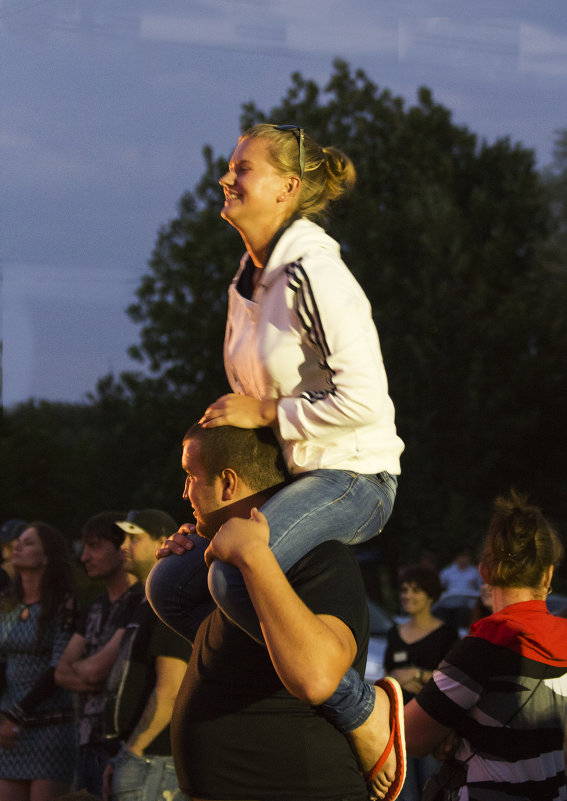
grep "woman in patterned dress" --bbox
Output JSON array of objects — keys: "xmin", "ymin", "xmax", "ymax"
[{"xmin": 0, "ymin": 522, "xmax": 77, "ymax": 801}]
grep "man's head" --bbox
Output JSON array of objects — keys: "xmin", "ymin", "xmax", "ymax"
[
  {"xmin": 0, "ymin": 518, "xmax": 28, "ymax": 572},
  {"xmin": 80, "ymin": 511, "xmax": 128, "ymax": 581},
  {"xmin": 181, "ymin": 424, "xmax": 287, "ymax": 539},
  {"xmin": 454, "ymin": 545, "xmax": 474, "ymax": 570},
  {"xmin": 116, "ymin": 509, "xmax": 178, "ymax": 580}
]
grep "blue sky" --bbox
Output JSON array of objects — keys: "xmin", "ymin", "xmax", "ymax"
[{"xmin": 2, "ymin": 0, "xmax": 567, "ymax": 407}]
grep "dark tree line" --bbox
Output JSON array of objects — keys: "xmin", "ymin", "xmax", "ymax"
[{"xmin": 3, "ymin": 61, "xmax": 567, "ymax": 592}]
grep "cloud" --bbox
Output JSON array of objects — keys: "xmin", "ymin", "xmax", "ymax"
[
  {"xmin": 2, "ymin": 262, "xmax": 141, "ymax": 406},
  {"xmin": 140, "ymin": 2, "xmax": 399, "ymax": 56},
  {"xmin": 398, "ymin": 17, "xmax": 519, "ymax": 72},
  {"xmin": 519, "ymin": 23, "xmax": 567, "ymax": 76}
]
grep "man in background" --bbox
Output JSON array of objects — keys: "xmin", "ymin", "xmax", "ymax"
[
  {"xmin": 55, "ymin": 511, "xmax": 142, "ymax": 797},
  {"xmin": 0, "ymin": 518, "xmax": 27, "ymax": 591},
  {"xmin": 102, "ymin": 509, "xmax": 191, "ymax": 801}
]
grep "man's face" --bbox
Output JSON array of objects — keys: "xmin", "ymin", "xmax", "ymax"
[
  {"xmin": 81, "ymin": 536, "xmax": 124, "ymax": 580},
  {"xmin": 0, "ymin": 539, "xmax": 16, "ymax": 566},
  {"xmin": 182, "ymin": 438, "xmax": 229, "ymax": 539},
  {"xmin": 121, "ymin": 529, "xmax": 158, "ymax": 580}
]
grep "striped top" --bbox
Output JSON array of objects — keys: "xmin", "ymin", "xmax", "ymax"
[{"xmin": 416, "ymin": 601, "xmax": 567, "ymax": 801}]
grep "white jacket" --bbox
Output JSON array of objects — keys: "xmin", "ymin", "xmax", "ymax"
[{"xmin": 224, "ymin": 219, "xmax": 404, "ymax": 475}]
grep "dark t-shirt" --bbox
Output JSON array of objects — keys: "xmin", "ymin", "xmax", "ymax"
[
  {"xmin": 171, "ymin": 540, "xmax": 370, "ymax": 801},
  {"xmin": 384, "ymin": 621, "xmax": 460, "ymax": 703},
  {"xmin": 104, "ymin": 596, "xmax": 191, "ymax": 755},
  {"xmin": 76, "ymin": 582, "xmax": 144, "ymax": 747}
]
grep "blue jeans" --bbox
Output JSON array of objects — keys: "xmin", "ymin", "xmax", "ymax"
[
  {"xmin": 111, "ymin": 744, "xmax": 186, "ymax": 801},
  {"xmin": 146, "ymin": 533, "xmax": 212, "ymax": 645},
  {"xmin": 399, "ymin": 754, "xmax": 440, "ymax": 801},
  {"xmin": 147, "ymin": 469, "xmax": 397, "ymax": 732},
  {"xmin": 209, "ymin": 469, "xmax": 397, "ymax": 642},
  {"xmin": 76, "ymin": 743, "xmax": 116, "ymax": 798}
]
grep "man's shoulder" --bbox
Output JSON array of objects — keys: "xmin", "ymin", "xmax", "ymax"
[
  {"xmin": 125, "ymin": 597, "xmax": 191, "ymax": 660},
  {"xmin": 116, "ymin": 581, "xmax": 145, "ymax": 604},
  {"xmin": 288, "ymin": 540, "xmax": 363, "ymax": 589},
  {"xmin": 292, "ymin": 538, "xmax": 358, "ymax": 567},
  {"xmin": 85, "ymin": 590, "xmax": 108, "ymax": 612},
  {"xmin": 287, "ymin": 540, "xmax": 369, "ymax": 650}
]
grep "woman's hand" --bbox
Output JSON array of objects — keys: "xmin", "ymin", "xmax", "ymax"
[
  {"xmin": 390, "ymin": 665, "xmax": 425, "ymax": 695},
  {"xmin": 199, "ymin": 394, "xmax": 278, "ymax": 429},
  {"xmin": 0, "ymin": 718, "xmax": 20, "ymax": 748}
]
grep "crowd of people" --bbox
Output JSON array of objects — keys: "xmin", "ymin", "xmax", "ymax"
[
  {"xmin": 0, "ymin": 511, "xmax": 190, "ymax": 801},
  {"xmin": 2, "ymin": 121, "xmax": 567, "ymax": 801}
]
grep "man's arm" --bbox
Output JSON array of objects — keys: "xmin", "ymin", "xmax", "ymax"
[
  {"xmin": 124, "ymin": 655, "xmax": 187, "ymax": 756},
  {"xmin": 55, "ymin": 633, "xmax": 94, "ymax": 693},
  {"xmin": 205, "ymin": 509, "xmax": 357, "ymax": 706},
  {"xmin": 72, "ymin": 628, "xmax": 126, "ymax": 686},
  {"xmin": 55, "ymin": 629, "xmax": 125, "ymax": 692}
]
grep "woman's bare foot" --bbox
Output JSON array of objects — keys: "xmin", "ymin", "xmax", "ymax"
[{"xmin": 345, "ymin": 678, "xmax": 405, "ymax": 800}]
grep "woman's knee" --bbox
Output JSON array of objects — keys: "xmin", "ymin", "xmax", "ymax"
[
  {"xmin": 146, "ymin": 557, "xmax": 179, "ymax": 617},
  {"xmin": 207, "ymin": 559, "xmax": 244, "ymax": 607}
]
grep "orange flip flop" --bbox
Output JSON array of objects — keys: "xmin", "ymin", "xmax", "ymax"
[{"xmin": 364, "ymin": 677, "xmax": 406, "ymax": 801}]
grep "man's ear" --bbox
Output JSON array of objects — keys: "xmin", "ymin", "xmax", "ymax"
[{"xmin": 220, "ymin": 468, "xmax": 239, "ymax": 501}]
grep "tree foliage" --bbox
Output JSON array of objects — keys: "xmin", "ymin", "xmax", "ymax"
[
  {"xmin": 122, "ymin": 60, "xmax": 567, "ymax": 569},
  {"xmin": 3, "ymin": 62, "xmax": 566, "ymax": 587}
]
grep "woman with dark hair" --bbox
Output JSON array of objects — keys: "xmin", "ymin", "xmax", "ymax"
[
  {"xmin": 0, "ymin": 523, "xmax": 77, "ymax": 801},
  {"xmin": 384, "ymin": 567, "xmax": 459, "ymax": 800},
  {"xmin": 405, "ymin": 492, "xmax": 567, "ymax": 801}
]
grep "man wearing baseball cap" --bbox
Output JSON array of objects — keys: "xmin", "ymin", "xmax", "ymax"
[
  {"xmin": 0, "ymin": 518, "xmax": 28, "ymax": 591},
  {"xmin": 102, "ymin": 509, "xmax": 190, "ymax": 801}
]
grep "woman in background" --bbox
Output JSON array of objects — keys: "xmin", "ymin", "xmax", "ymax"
[
  {"xmin": 405, "ymin": 492, "xmax": 567, "ymax": 801},
  {"xmin": 385, "ymin": 566, "xmax": 459, "ymax": 800},
  {"xmin": 0, "ymin": 523, "xmax": 77, "ymax": 801}
]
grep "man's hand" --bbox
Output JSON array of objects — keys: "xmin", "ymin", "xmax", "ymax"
[
  {"xmin": 155, "ymin": 524, "xmax": 198, "ymax": 559},
  {"xmin": 204, "ymin": 508, "xmax": 269, "ymax": 568},
  {"xmin": 199, "ymin": 394, "xmax": 277, "ymax": 429},
  {"xmin": 102, "ymin": 762, "xmax": 114, "ymax": 801},
  {"xmin": 433, "ymin": 730, "xmax": 459, "ymax": 762}
]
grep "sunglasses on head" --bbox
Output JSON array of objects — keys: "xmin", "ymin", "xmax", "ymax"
[{"xmin": 274, "ymin": 124, "xmax": 305, "ymax": 180}]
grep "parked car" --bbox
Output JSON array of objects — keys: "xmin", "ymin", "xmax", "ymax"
[
  {"xmin": 547, "ymin": 593, "xmax": 567, "ymax": 616},
  {"xmin": 365, "ymin": 598, "xmax": 395, "ymax": 682},
  {"xmin": 431, "ymin": 593, "xmax": 478, "ymax": 632}
]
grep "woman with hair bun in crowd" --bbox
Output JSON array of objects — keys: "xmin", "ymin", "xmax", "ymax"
[
  {"xmin": 0, "ymin": 522, "xmax": 77, "ymax": 801},
  {"xmin": 405, "ymin": 492, "xmax": 567, "ymax": 801},
  {"xmin": 154, "ymin": 123, "xmax": 406, "ymax": 798}
]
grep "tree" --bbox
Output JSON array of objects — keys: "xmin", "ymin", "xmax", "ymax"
[
  {"xmin": 125, "ymin": 59, "xmax": 566, "ymax": 575},
  {"xmin": 0, "ymin": 379, "xmax": 191, "ymax": 539},
  {"xmin": 5, "ymin": 61, "xmax": 564, "ymax": 588},
  {"xmin": 541, "ymin": 129, "xmax": 567, "ymax": 268}
]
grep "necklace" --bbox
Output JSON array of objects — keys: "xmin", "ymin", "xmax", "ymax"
[{"xmin": 19, "ymin": 600, "xmax": 39, "ymax": 621}]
